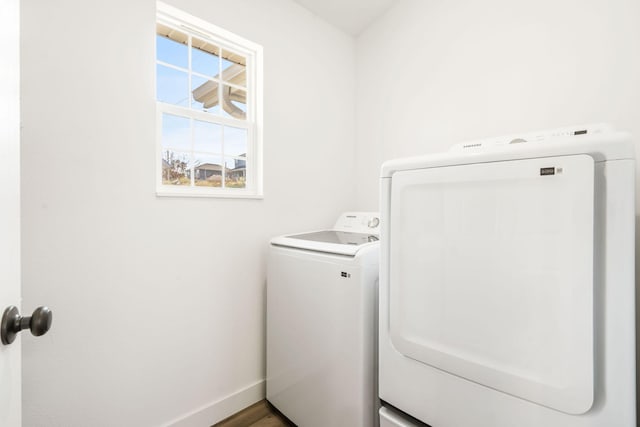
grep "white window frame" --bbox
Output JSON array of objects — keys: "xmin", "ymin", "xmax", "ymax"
[{"xmin": 156, "ymin": 2, "xmax": 263, "ymax": 198}]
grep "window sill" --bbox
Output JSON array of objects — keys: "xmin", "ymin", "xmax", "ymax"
[{"xmin": 156, "ymin": 187, "xmax": 263, "ymax": 199}]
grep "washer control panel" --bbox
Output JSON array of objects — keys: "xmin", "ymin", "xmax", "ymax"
[{"xmin": 333, "ymin": 212, "xmax": 381, "ymax": 235}]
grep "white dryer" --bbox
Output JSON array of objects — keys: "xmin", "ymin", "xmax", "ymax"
[
  {"xmin": 379, "ymin": 125, "xmax": 636, "ymax": 426},
  {"xmin": 267, "ymin": 212, "xmax": 380, "ymax": 427}
]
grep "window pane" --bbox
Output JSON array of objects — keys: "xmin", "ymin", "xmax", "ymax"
[
  {"xmin": 193, "ymin": 154, "xmax": 223, "ymax": 187},
  {"xmin": 161, "ymin": 114, "xmax": 191, "ymax": 151},
  {"xmin": 221, "ymin": 85, "xmax": 246, "ymax": 120},
  {"xmin": 156, "ymin": 31, "xmax": 188, "ymax": 69},
  {"xmin": 224, "ymin": 126, "xmax": 247, "ymax": 156},
  {"xmin": 162, "ymin": 150, "xmax": 191, "ymax": 186},
  {"xmin": 225, "ymin": 157, "xmax": 246, "ymax": 188},
  {"xmin": 222, "ymin": 49, "xmax": 246, "ymax": 87},
  {"xmin": 192, "ymin": 37, "xmax": 220, "ymax": 77},
  {"xmin": 194, "ymin": 120, "xmax": 221, "ymax": 153},
  {"xmin": 157, "ymin": 64, "xmax": 189, "ymax": 107},
  {"xmin": 191, "ymin": 75, "xmax": 220, "ymax": 115}
]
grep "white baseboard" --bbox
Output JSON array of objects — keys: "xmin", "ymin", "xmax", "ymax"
[{"xmin": 164, "ymin": 380, "xmax": 266, "ymax": 427}]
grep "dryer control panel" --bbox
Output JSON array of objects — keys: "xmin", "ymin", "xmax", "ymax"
[
  {"xmin": 449, "ymin": 123, "xmax": 612, "ymax": 153},
  {"xmin": 334, "ymin": 212, "xmax": 381, "ymax": 235}
]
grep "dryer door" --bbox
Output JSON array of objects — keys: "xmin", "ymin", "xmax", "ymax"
[{"xmin": 389, "ymin": 155, "xmax": 594, "ymax": 414}]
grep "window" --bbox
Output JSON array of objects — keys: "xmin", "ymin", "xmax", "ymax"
[{"xmin": 156, "ymin": 2, "xmax": 263, "ymax": 198}]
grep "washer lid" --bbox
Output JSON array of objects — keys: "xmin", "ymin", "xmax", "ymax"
[{"xmin": 271, "ymin": 230, "xmax": 379, "ymax": 256}]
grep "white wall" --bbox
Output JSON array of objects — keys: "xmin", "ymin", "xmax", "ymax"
[
  {"xmin": 20, "ymin": 0, "xmax": 355, "ymax": 425},
  {"xmin": 355, "ymin": 0, "xmax": 640, "ymax": 209}
]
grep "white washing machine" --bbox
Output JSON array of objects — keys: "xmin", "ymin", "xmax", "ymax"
[
  {"xmin": 267, "ymin": 212, "xmax": 380, "ymax": 427},
  {"xmin": 379, "ymin": 125, "xmax": 636, "ymax": 426}
]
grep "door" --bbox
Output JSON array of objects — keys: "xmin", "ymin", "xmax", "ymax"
[
  {"xmin": 0, "ymin": 0, "xmax": 22, "ymax": 424},
  {"xmin": 388, "ymin": 155, "xmax": 595, "ymax": 415}
]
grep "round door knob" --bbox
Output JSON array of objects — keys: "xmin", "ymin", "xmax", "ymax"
[
  {"xmin": 1, "ymin": 306, "xmax": 53, "ymax": 345},
  {"xmin": 29, "ymin": 307, "xmax": 53, "ymax": 336}
]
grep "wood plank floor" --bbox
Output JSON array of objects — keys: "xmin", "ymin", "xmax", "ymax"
[{"xmin": 213, "ymin": 400, "xmax": 296, "ymax": 427}]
